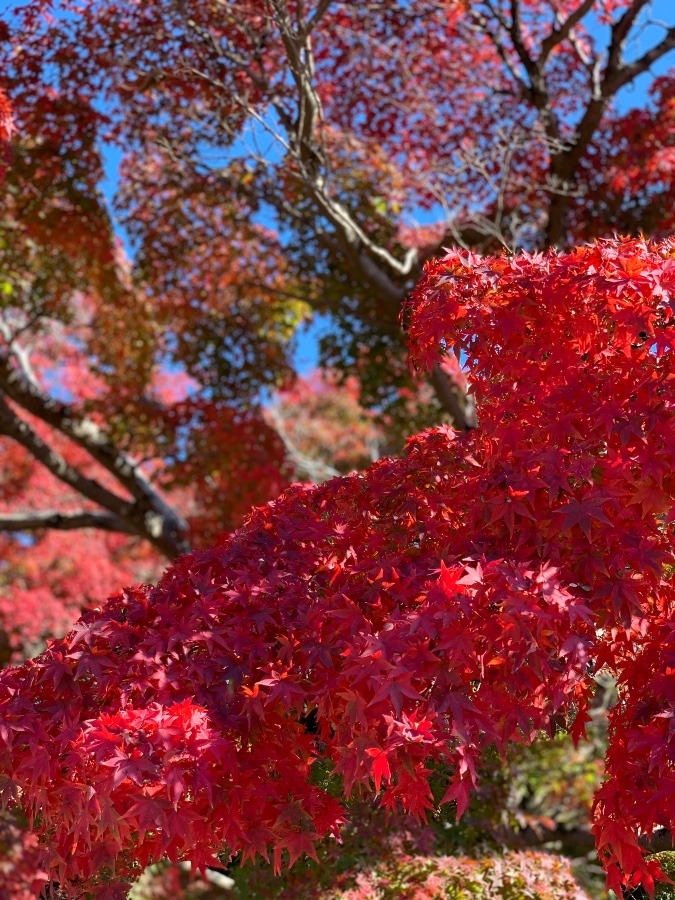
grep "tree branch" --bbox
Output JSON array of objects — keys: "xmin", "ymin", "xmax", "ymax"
[
  {"xmin": 0, "ymin": 395, "xmax": 139, "ymax": 524},
  {"xmin": 480, "ymin": 0, "xmax": 563, "ymax": 146},
  {"xmin": 0, "ymin": 317, "xmax": 42, "ymax": 392},
  {"xmin": 0, "ymin": 355, "xmax": 189, "ymax": 558},
  {"xmin": 608, "ymin": 0, "xmax": 650, "ymax": 59},
  {"xmin": 610, "ymin": 24, "xmax": 675, "ymax": 92},
  {"xmin": 551, "ymin": 9, "xmax": 674, "ymax": 181},
  {"xmin": 507, "ymin": 0, "xmax": 541, "ymax": 82},
  {"xmin": 429, "ymin": 363, "xmax": 478, "ymax": 432},
  {"xmin": 470, "ymin": 10, "xmax": 529, "ymax": 95},
  {"xmin": 538, "ymin": 0, "xmax": 595, "ymax": 65},
  {"xmin": 266, "ymin": 405, "xmax": 340, "ymax": 484},
  {"xmin": 175, "ymin": 2, "xmax": 477, "ymax": 430},
  {"xmin": 269, "ymin": 0, "xmax": 420, "ymax": 284},
  {"xmin": 0, "ymin": 510, "xmax": 139, "ymax": 536},
  {"xmin": 542, "ymin": 0, "xmax": 673, "ymax": 247},
  {"xmin": 302, "ymin": 0, "xmax": 333, "ymax": 37}
]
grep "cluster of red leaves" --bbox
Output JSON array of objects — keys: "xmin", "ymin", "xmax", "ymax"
[
  {"xmin": 408, "ymin": 235, "xmax": 675, "ymax": 894},
  {"xmin": 0, "ymin": 88, "xmax": 12, "ymax": 140},
  {"xmin": 159, "ymin": 399, "xmax": 289, "ymax": 547},
  {"xmin": 0, "ymin": 238, "xmax": 672, "ymax": 897},
  {"xmin": 593, "ymin": 620, "xmax": 675, "ymax": 894}
]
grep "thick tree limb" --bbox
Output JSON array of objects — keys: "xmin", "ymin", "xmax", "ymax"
[
  {"xmin": 608, "ymin": 0, "xmax": 650, "ymax": 56},
  {"xmin": 179, "ymin": 4, "xmax": 419, "ymax": 286},
  {"xmin": 175, "ymin": 3, "xmax": 476, "ymax": 427},
  {"xmin": 0, "ymin": 394, "xmax": 138, "ymax": 523},
  {"xmin": 0, "ymin": 510, "xmax": 139, "ymax": 536},
  {"xmin": 473, "ymin": 0, "xmax": 674, "ymax": 249},
  {"xmin": 546, "ymin": 4, "xmax": 674, "ymax": 246},
  {"xmin": 267, "ymin": 2, "xmax": 483, "ymax": 427}
]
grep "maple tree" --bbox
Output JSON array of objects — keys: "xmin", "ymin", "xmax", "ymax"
[
  {"xmin": 0, "ymin": 236, "xmax": 671, "ymax": 898},
  {"xmin": 0, "ymin": 2, "xmax": 674, "ymax": 897},
  {"xmin": 0, "ymin": 0, "xmax": 670, "ymax": 637}
]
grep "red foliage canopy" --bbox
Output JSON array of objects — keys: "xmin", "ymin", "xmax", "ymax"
[{"xmin": 0, "ymin": 237, "xmax": 673, "ymax": 897}]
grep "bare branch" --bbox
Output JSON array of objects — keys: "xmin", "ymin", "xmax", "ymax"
[
  {"xmin": 266, "ymin": 405, "xmax": 341, "ymax": 483},
  {"xmin": 0, "ymin": 510, "xmax": 139, "ymax": 536}
]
